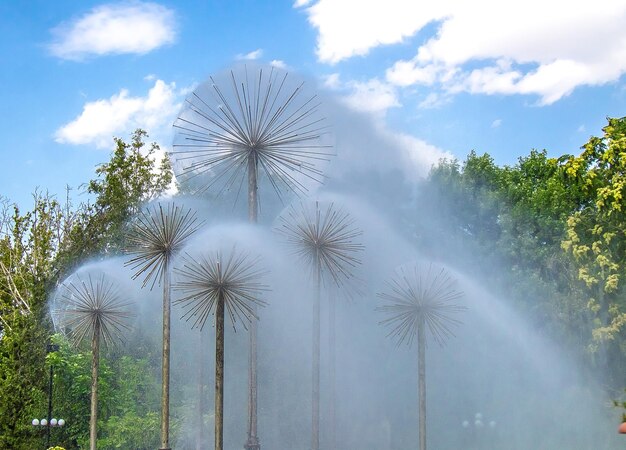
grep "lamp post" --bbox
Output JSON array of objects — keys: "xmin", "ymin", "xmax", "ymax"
[
  {"xmin": 32, "ymin": 417, "xmax": 66, "ymax": 449},
  {"xmin": 31, "ymin": 343, "xmax": 63, "ymax": 450}
]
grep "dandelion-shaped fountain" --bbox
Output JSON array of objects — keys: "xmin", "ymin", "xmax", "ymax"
[
  {"xmin": 174, "ymin": 248, "xmax": 269, "ymax": 450},
  {"xmin": 125, "ymin": 202, "xmax": 202, "ymax": 450},
  {"xmin": 53, "ymin": 273, "xmax": 133, "ymax": 450},
  {"xmin": 378, "ymin": 264, "xmax": 465, "ymax": 450},
  {"xmin": 276, "ymin": 200, "xmax": 363, "ymax": 450}
]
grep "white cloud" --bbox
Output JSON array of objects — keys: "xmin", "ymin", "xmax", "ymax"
[
  {"xmin": 302, "ymin": 0, "xmax": 626, "ymax": 104},
  {"xmin": 322, "ymin": 74, "xmax": 400, "ymax": 115},
  {"xmin": 55, "ymin": 79, "xmax": 181, "ymax": 149},
  {"xmin": 491, "ymin": 119, "xmax": 502, "ymax": 128},
  {"xmin": 270, "ymin": 59, "xmax": 288, "ymax": 69},
  {"xmin": 323, "ymin": 73, "xmax": 341, "ymax": 89},
  {"xmin": 418, "ymin": 92, "xmax": 450, "ymax": 109},
  {"xmin": 386, "ymin": 61, "xmax": 447, "ymax": 87},
  {"xmin": 343, "ymin": 79, "xmax": 400, "ymax": 114},
  {"xmin": 297, "ymin": 0, "xmax": 447, "ymax": 64},
  {"xmin": 237, "ymin": 49, "xmax": 263, "ymax": 60},
  {"xmin": 49, "ymin": 2, "xmax": 176, "ymax": 60}
]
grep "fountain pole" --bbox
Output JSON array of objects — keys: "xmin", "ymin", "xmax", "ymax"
[
  {"xmin": 90, "ymin": 321, "xmax": 101, "ymax": 450},
  {"xmin": 312, "ymin": 251, "xmax": 321, "ymax": 450},
  {"xmin": 215, "ymin": 288, "xmax": 225, "ymax": 450},
  {"xmin": 418, "ymin": 321, "xmax": 426, "ymax": 450},
  {"xmin": 160, "ymin": 262, "xmax": 172, "ymax": 450},
  {"xmin": 329, "ymin": 290, "xmax": 336, "ymax": 450},
  {"xmin": 245, "ymin": 152, "xmax": 261, "ymax": 450}
]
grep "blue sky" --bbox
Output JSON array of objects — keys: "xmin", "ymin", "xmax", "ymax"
[{"xmin": 2, "ymin": 0, "xmax": 626, "ymax": 210}]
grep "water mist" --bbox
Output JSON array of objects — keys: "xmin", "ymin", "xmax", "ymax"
[{"xmin": 51, "ymin": 64, "xmax": 624, "ymax": 450}]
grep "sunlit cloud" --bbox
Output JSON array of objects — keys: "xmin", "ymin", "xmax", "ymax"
[
  {"xmin": 323, "ymin": 73, "xmax": 341, "ymax": 89},
  {"xmin": 237, "ymin": 49, "xmax": 263, "ymax": 60},
  {"xmin": 343, "ymin": 78, "xmax": 400, "ymax": 114},
  {"xmin": 418, "ymin": 92, "xmax": 451, "ymax": 109},
  {"xmin": 49, "ymin": 2, "xmax": 176, "ymax": 60},
  {"xmin": 297, "ymin": 0, "xmax": 443, "ymax": 64},
  {"xmin": 301, "ymin": 0, "xmax": 626, "ymax": 105},
  {"xmin": 270, "ymin": 59, "xmax": 288, "ymax": 69},
  {"xmin": 54, "ymin": 79, "xmax": 181, "ymax": 149},
  {"xmin": 323, "ymin": 73, "xmax": 400, "ymax": 115}
]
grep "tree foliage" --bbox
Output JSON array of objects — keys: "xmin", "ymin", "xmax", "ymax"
[
  {"xmin": 65, "ymin": 129, "xmax": 173, "ymax": 264},
  {"xmin": 47, "ymin": 335, "xmax": 161, "ymax": 449},
  {"xmin": 0, "ymin": 130, "xmax": 173, "ymax": 449},
  {"xmin": 417, "ymin": 117, "xmax": 626, "ymax": 387},
  {"xmin": 561, "ymin": 118, "xmax": 626, "ymax": 362},
  {"xmin": 0, "ymin": 192, "xmax": 69, "ymax": 449}
]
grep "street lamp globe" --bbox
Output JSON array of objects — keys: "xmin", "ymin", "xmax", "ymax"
[
  {"xmin": 50, "ymin": 418, "xmax": 57, "ymax": 426},
  {"xmin": 32, "ymin": 419, "xmax": 39, "ymax": 426},
  {"xmin": 40, "ymin": 419, "xmax": 47, "ymax": 426},
  {"xmin": 58, "ymin": 419, "xmax": 65, "ymax": 427}
]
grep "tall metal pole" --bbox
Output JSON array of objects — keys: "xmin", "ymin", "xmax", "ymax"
[
  {"xmin": 46, "ymin": 358, "xmax": 54, "ymax": 450},
  {"xmin": 160, "ymin": 262, "xmax": 172, "ymax": 450},
  {"xmin": 312, "ymin": 253, "xmax": 321, "ymax": 450},
  {"xmin": 196, "ymin": 329, "xmax": 206, "ymax": 450},
  {"xmin": 42, "ymin": 343, "xmax": 59, "ymax": 450},
  {"xmin": 90, "ymin": 322, "xmax": 101, "ymax": 450},
  {"xmin": 417, "ymin": 322, "xmax": 426, "ymax": 450},
  {"xmin": 245, "ymin": 152, "xmax": 260, "ymax": 450},
  {"xmin": 215, "ymin": 292, "xmax": 225, "ymax": 450},
  {"xmin": 328, "ymin": 290, "xmax": 336, "ymax": 450}
]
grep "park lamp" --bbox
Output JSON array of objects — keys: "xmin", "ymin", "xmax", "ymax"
[
  {"xmin": 32, "ymin": 418, "xmax": 65, "ymax": 427},
  {"xmin": 462, "ymin": 412, "xmax": 496, "ymax": 430}
]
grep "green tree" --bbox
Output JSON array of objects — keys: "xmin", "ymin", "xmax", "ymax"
[
  {"xmin": 0, "ymin": 129, "xmax": 174, "ymax": 448},
  {"xmin": 0, "ymin": 192, "xmax": 69, "ymax": 449},
  {"xmin": 416, "ymin": 149, "xmax": 589, "ymax": 351},
  {"xmin": 64, "ymin": 129, "xmax": 173, "ymax": 264},
  {"xmin": 415, "ymin": 151, "xmax": 506, "ymax": 274},
  {"xmin": 495, "ymin": 150, "xmax": 588, "ymax": 340},
  {"xmin": 561, "ymin": 117, "xmax": 626, "ymax": 378},
  {"xmin": 47, "ymin": 335, "xmax": 161, "ymax": 450}
]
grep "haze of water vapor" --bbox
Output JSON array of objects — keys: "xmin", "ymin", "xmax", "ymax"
[{"xmin": 48, "ymin": 65, "xmax": 624, "ymax": 449}]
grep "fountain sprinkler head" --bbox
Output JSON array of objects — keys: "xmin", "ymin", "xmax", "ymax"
[
  {"xmin": 171, "ymin": 65, "xmax": 333, "ymax": 201},
  {"xmin": 173, "ymin": 249, "xmax": 269, "ymax": 331},
  {"xmin": 377, "ymin": 264, "xmax": 466, "ymax": 347}
]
